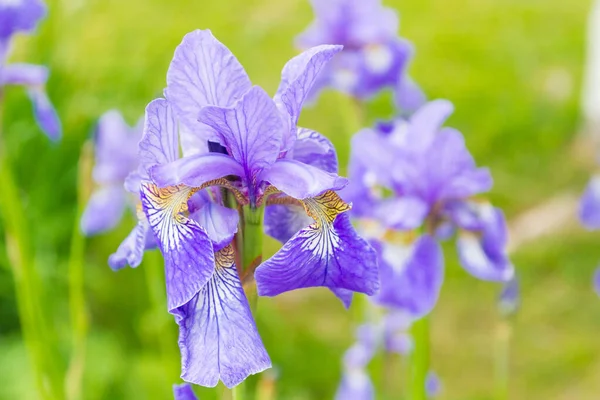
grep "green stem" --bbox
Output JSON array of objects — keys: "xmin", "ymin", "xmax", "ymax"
[
  {"xmin": 242, "ymin": 205, "xmax": 264, "ymax": 274},
  {"xmin": 409, "ymin": 317, "xmax": 430, "ymax": 400},
  {"xmin": 494, "ymin": 320, "xmax": 511, "ymax": 400},
  {"xmin": 0, "ymin": 99, "xmax": 63, "ymax": 399}
]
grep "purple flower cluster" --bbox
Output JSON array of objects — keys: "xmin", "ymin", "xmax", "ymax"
[{"xmin": 0, "ymin": 0, "xmax": 60, "ymax": 140}]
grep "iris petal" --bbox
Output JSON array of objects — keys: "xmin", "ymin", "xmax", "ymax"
[
  {"xmin": 256, "ymin": 191, "xmax": 379, "ymax": 300},
  {"xmin": 173, "ymin": 245, "xmax": 271, "ymax": 388},
  {"xmin": 173, "ymin": 383, "xmax": 198, "ymax": 400},
  {"xmin": 108, "ymin": 216, "xmax": 155, "ymax": 271},
  {"xmin": 140, "ymin": 99, "xmax": 180, "ymax": 175},
  {"xmin": 292, "ymin": 127, "xmax": 339, "ymax": 174},
  {"xmin": 80, "ymin": 185, "xmax": 126, "ymax": 236},
  {"xmin": 27, "ymin": 86, "xmax": 61, "ymax": 141}
]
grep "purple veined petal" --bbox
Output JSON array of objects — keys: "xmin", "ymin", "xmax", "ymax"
[
  {"xmin": 140, "ymin": 182, "xmax": 215, "ymax": 311},
  {"xmin": 199, "ymin": 86, "xmax": 284, "ymax": 183},
  {"xmin": 425, "ymin": 371, "xmax": 441, "ymax": 398},
  {"xmin": 593, "ymin": 267, "xmax": 600, "ymax": 298},
  {"xmin": 27, "ymin": 86, "xmax": 61, "ymax": 141},
  {"xmin": 375, "ymin": 196, "xmax": 429, "ymax": 230},
  {"xmin": 331, "ymin": 287, "xmax": 354, "ymax": 309},
  {"xmin": 256, "ymin": 192, "xmax": 379, "ymax": 301},
  {"xmin": 165, "ymin": 29, "xmax": 252, "ymax": 142},
  {"xmin": 0, "ymin": 63, "xmax": 47, "ymax": 86},
  {"xmin": 407, "ymin": 99, "xmax": 454, "ymax": 150},
  {"xmin": 335, "ymin": 370, "xmax": 375, "ymax": 400},
  {"xmin": 173, "ymin": 383, "xmax": 198, "ymax": 400},
  {"xmin": 151, "ymin": 153, "xmax": 244, "ymax": 189},
  {"xmin": 498, "ymin": 275, "xmax": 519, "ymax": 316},
  {"xmin": 173, "ymin": 245, "xmax": 271, "ymax": 388},
  {"xmin": 93, "ymin": 110, "xmax": 141, "ymax": 184},
  {"xmin": 188, "ymin": 190, "xmax": 239, "ymax": 250},
  {"xmin": 275, "ymin": 45, "xmax": 343, "ymax": 150},
  {"xmin": 579, "ymin": 175, "xmax": 600, "ymax": 229},
  {"xmin": 0, "ymin": 0, "xmax": 46, "ymax": 40},
  {"xmin": 292, "ymin": 127, "xmax": 339, "ymax": 173},
  {"xmin": 395, "ymin": 75, "xmax": 426, "ymax": 115},
  {"xmin": 80, "ymin": 185, "xmax": 127, "ymax": 236},
  {"xmin": 373, "ymin": 235, "xmax": 444, "ymax": 319},
  {"xmin": 108, "ymin": 216, "xmax": 155, "ymax": 271},
  {"xmin": 264, "ymin": 203, "xmax": 313, "ymax": 244},
  {"xmin": 260, "ymin": 159, "xmax": 347, "ymax": 200},
  {"xmin": 140, "ymin": 98, "xmax": 179, "ymax": 176}
]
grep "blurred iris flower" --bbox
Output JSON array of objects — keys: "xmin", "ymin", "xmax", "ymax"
[
  {"xmin": 0, "ymin": 0, "xmax": 61, "ymax": 140},
  {"xmin": 296, "ymin": 0, "xmax": 424, "ymax": 110},
  {"xmin": 578, "ymin": 175, "xmax": 600, "ymax": 296},
  {"xmin": 343, "ymin": 99, "xmax": 514, "ymax": 319},
  {"xmin": 130, "ymin": 29, "xmax": 379, "ymax": 388},
  {"xmin": 173, "ymin": 383, "xmax": 198, "ymax": 400}
]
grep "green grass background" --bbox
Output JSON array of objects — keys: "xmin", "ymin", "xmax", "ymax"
[{"xmin": 0, "ymin": 0, "xmax": 598, "ymax": 399}]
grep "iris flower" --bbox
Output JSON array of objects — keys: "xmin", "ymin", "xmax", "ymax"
[
  {"xmin": 296, "ymin": 0, "xmax": 424, "ymax": 110},
  {"xmin": 344, "ymin": 100, "xmax": 514, "ymax": 318},
  {"xmin": 80, "ymin": 110, "xmax": 156, "ymax": 270},
  {"xmin": 173, "ymin": 383, "xmax": 198, "ymax": 400},
  {"xmin": 0, "ymin": 0, "xmax": 60, "ymax": 140},
  {"xmin": 137, "ymin": 30, "xmax": 379, "ymax": 387}
]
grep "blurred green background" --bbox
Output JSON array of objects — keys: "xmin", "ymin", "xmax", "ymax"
[{"xmin": 0, "ymin": 0, "xmax": 598, "ymax": 399}]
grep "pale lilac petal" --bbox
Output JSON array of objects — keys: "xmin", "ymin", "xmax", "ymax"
[
  {"xmin": 80, "ymin": 185, "xmax": 126, "ymax": 236},
  {"xmin": 335, "ymin": 370, "xmax": 375, "ymax": 400},
  {"xmin": 256, "ymin": 212, "xmax": 379, "ymax": 299},
  {"xmin": 457, "ymin": 226, "xmax": 513, "ymax": 282},
  {"xmin": 0, "ymin": 0, "xmax": 46, "ymax": 40},
  {"xmin": 0, "ymin": 63, "xmax": 47, "ymax": 85},
  {"xmin": 275, "ymin": 45, "xmax": 342, "ymax": 149},
  {"xmin": 93, "ymin": 110, "xmax": 140, "ymax": 184},
  {"xmin": 407, "ymin": 100, "xmax": 454, "ymax": 150},
  {"xmin": 27, "ymin": 86, "xmax": 61, "ymax": 141},
  {"xmin": 188, "ymin": 190, "xmax": 239, "ymax": 250},
  {"xmin": 173, "ymin": 383, "xmax": 198, "ymax": 400},
  {"xmin": 173, "ymin": 246, "xmax": 271, "ymax": 388},
  {"xmin": 373, "ymin": 236, "xmax": 444, "ymax": 319},
  {"xmin": 165, "ymin": 29, "xmax": 252, "ymax": 144},
  {"xmin": 264, "ymin": 203, "xmax": 313, "ymax": 243},
  {"xmin": 198, "ymin": 86, "xmax": 283, "ymax": 180},
  {"xmin": 124, "ymin": 169, "xmax": 143, "ymax": 194},
  {"xmin": 580, "ymin": 175, "xmax": 600, "ymax": 229},
  {"xmin": 350, "ymin": 127, "xmax": 396, "ymax": 188},
  {"xmin": 375, "ymin": 196, "xmax": 429, "ymax": 230},
  {"xmin": 395, "ymin": 76, "xmax": 426, "ymax": 115},
  {"xmin": 292, "ymin": 127, "xmax": 338, "ymax": 173},
  {"xmin": 108, "ymin": 217, "xmax": 155, "ymax": 271},
  {"xmin": 140, "ymin": 99, "xmax": 179, "ymax": 176},
  {"xmin": 260, "ymin": 159, "xmax": 347, "ymax": 199},
  {"xmin": 594, "ymin": 267, "xmax": 600, "ymax": 298},
  {"xmin": 141, "ymin": 183, "xmax": 215, "ymax": 311},
  {"xmin": 151, "ymin": 153, "xmax": 243, "ymax": 188}
]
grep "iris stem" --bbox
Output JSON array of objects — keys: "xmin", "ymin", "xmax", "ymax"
[
  {"xmin": 493, "ymin": 319, "xmax": 511, "ymax": 400},
  {"xmin": 0, "ymin": 98, "xmax": 63, "ymax": 399},
  {"xmin": 409, "ymin": 317, "xmax": 430, "ymax": 400},
  {"xmin": 65, "ymin": 142, "xmax": 92, "ymax": 400}
]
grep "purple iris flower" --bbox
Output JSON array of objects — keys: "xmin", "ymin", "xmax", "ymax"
[
  {"xmin": 296, "ymin": 0, "xmax": 424, "ymax": 110},
  {"xmin": 80, "ymin": 110, "xmax": 156, "ymax": 270},
  {"xmin": 344, "ymin": 100, "xmax": 514, "ymax": 318},
  {"xmin": 0, "ymin": 0, "xmax": 61, "ymax": 140},
  {"xmin": 137, "ymin": 29, "xmax": 379, "ymax": 388},
  {"xmin": 173, "ymin": 383, "xmax": 198, "ymax": 400}
]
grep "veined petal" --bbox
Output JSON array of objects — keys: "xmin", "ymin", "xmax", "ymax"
[
  {"xmin": 292, "ymin": 127, "xmax": 338, "ymax": 173},
  {"xmin": 27, "ymin": 86, "xmax": 61, "ymax": 141},
  {"xmin": 375, "ymin": 196, "xmax": 429, "ymax": 230},
  {"xmin": 140, "ymin": 182, "xmax": 215, "ymax": 311},
  {"xmin": 165, "ymin": 29, "xmax": 252, "ymax": 141},
  {"xmin": 256, "ymin": 191, "xmax": 379, "ymax": 300},
  {"xmin": 199, "ymin": 86, "xmax": 284, "ymax": 178},
  {"xmin": 80, "ymin": 185, "xmax": 126, "ymax": 236},
  {"xmin": 108, "ymin": 216, "xmax": 155, "ymax": 271},
  {"xmin": 140, "ymin": 98, "xmax": 179, "ymax": 176},
  {"xmin": 173, "ymin": 245, "xmax": 271, "ymax": 388},
  {"xmin": 580, "ymin": 175, "xmax": 600, "ymax": 229},
  {"xmin": 275, "ymin": 45, "xmax": 342, "ymax": 149},
  {"xmin": 188, "ymin": 190, "xmax": 239, "ymax": 250},
  {"xmin": 0, "ymin": 63, "xmax": 47, "ymax": 86},
  {"xmin": 173, "ymin": 383, "xmax": 198, "ymax": 400},
  {"xmin": 373, "ymin": 235, "xmax": 444, "ymax": 319},
  {"xmin": 264, "ymin": 203, "xmax": 313, "ymax": 244},
  {"xmin": 151, "ymin": 153, "xmax": 243, "ymax": 188},
  {"xmin": 260, "ymin": 159, "xmax": 347, "ymax": 200}
]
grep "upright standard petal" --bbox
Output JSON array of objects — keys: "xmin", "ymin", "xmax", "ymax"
[
  {"xmin": 199, "ymin": 86, "xmax": 284, "ymax": 181},
  {"xmin": 140, "ymin": 99, "xmax": 179, "ymax": 175},
  {"xmin": 172, "ymin": 245, "xmax": 271, "ymax": 388},
  {"xmin": 151, "ymin": 153, "xmax": 243, "ymax": 189},
  {"xmin": 260, "ymin": 159, "xmax": 347, "ymax": 200},
  {"xmin": 373, "ymin": 235, "xmax": 444, "ymax": 319},
  {"xmin": 580, "ymin": 175, "xmax": 600, "ymax": 229},
  {"xmin": 108, "ymin": 216, "xmax": 155, "ymax": 271},
  {"xmin": 80, "ymin": 185, "xmax": 126, "ymax": 236},
  {"xmin": 406, "ymin": 99, "xmax": 454, "ymax": 151},
  {"xmin": 256, "ymin": 191, "xmax": 379, "ymax": 300},
  {"xmin": 0, "ymin": 0, "xmax": 46, "ymax": 40},
  {"xmin": 292, "ymin": 128, "xmax": 338, "ymax": 173},
  {"xmin": 173, "ymin": 383, "xmax": 198, "ymax": 400},
  {"xmin": 141, "ymin": 182, "xmax": 215, "ymax": 311},
  {"xmin": 166, "ymin": 29, "xmax": 252, "ymax": 143},
  {"xmin": 27, "ymin": 86, "xmax": 61, "ymax": 141}
]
